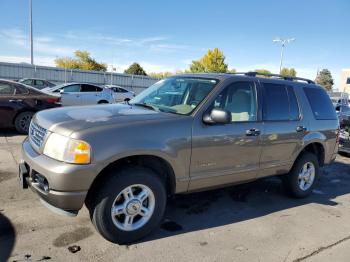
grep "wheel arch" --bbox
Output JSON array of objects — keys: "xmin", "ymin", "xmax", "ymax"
[
  {"xmin": 12, "ymin": 109, "xmax": 36, "ymax": 125},
  {"xmin": 97, "ymin": 100, "xmax": 109, "ymax": 104},
  {"xmin": 85, "ymin": 154, "xmax": 176, "ymax": 206},
  {"xmin": 298, "ymin": 141, "xmax": 325, "ymax": 167}
]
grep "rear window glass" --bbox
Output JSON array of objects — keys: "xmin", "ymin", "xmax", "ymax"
[{"xmin": 303, "ymin": 87, "xmax": 337, "ymax": 120}]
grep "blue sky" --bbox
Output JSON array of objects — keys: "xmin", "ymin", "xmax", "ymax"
[{"xmin": 0, "ymin": 0, "xmax": 349, "ymax": 87}]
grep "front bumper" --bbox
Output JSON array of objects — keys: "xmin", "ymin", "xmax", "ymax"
[{"xmin": 20, "ymin": 138, "xmax": 100, "ymax": 214}]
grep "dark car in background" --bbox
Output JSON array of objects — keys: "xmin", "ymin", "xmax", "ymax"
[
  {"xmin": 336, "ymin": 104, "xmax": 350, "ymax": 128},
  {"xmin": 18, "ymin": 78, "xmax": 56, "ymax": 90},
  {"xmin": 0, "ymin": 79, "xmax": 60, "ymax": 134}
]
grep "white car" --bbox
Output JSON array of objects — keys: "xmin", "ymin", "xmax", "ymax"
[
  {"xmin": 105, "ymin": 85, "xmax": 135, "ymax": 102},
  {"xmin": 43, "ymin": 83, "xmax": 114, "ymax": 106}
]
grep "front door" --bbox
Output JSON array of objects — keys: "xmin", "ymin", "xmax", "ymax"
[
  {"xmin": 60, "ymin": 84, "xmax": 82, "ymax": 106},
  {"xmin": 189, "ymin": 81, "xmax": 263, "ymax": 191}
]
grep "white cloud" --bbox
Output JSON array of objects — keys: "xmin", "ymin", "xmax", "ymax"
[
  {"xmin": 0, "ymin": 28, "xmax": 75, "ymax": 56},
  {"xmin": 0, "ymin": 55, "xmax": 56, "ymax": 66}
]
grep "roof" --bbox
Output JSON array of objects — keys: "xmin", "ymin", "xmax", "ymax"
[{"xmin": 174, "ymin": 72, "xmax": 316, "ymax": 86}]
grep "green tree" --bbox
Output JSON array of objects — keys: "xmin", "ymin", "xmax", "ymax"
[
  {"xmin": 280, "ymin": 68, "xmax": 297, "ymax": 77},
  {"xmin": 315, "ymin": 69, "xmax": 334, "ymax": 91},
  {"xmin": 124, "ymin": 63, "xmax": 147, "ymax": 76},
  {"xmin": 189, "ymin": 48, "xmax": 228, "ymax": 73},
  {"xmin": 55, "ymin": 50, "xmax": 107, "ymax": 71},
  {"xmin": 255, "ymin": 69, "xmax": 271, "ymax": 77}
]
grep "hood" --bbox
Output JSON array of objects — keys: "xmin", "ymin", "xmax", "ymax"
[{"xmin": 34, "ymin": 104, "xmax": 179, "ymax": 136}]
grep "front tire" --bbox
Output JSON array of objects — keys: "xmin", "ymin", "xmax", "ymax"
[
  {"xmin": 14, "ymin": 111, "xmax": 34, "ymax": 134},
  {"xmin": 282, "ymin": 152, "xmax": 319, "ymax": 198},
  {"xmin": 89, "ymin": 167, "xmax": 166, "ymax": 244}
]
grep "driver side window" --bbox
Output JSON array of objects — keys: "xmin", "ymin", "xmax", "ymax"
[{"xmin": 212, "ymin": 82, "xmax": 257, "ymax": 122}]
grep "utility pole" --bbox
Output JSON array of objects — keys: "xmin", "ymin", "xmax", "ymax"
[
  {"xmin": 273, "ymin": 37, "xmax": 295, "ymax": 74},
  {"xmin": 29, "ymin": 0, "xmax": 34, "ymax": 65}
]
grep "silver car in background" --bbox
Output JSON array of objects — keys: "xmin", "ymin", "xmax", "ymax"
[
  {"xmin": 43, "ymin": 83, "xmax": 114, "ymax": 106},
  {"xmin": 105, "ymin": 85, "xmax": 135, "ymax": 102}
]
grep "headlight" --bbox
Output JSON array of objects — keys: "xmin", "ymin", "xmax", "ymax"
[{"xmin": 43, "ymin": 133, "xmax": 91, "ymax": 164}]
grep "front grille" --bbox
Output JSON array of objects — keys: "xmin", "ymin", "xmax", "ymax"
[{"xmin": 29, "ymin": 121, "xmax": 47, "ymax": 151}]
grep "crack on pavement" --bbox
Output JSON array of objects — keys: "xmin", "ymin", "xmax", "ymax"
[{"xmin": 293, "ymin": 235, "xmax": 350, "ymax": 262}]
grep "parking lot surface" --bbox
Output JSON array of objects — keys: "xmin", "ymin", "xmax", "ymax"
[{"xmin": 1, "ymin": 131, "xmax": 350, "ymax": 262}]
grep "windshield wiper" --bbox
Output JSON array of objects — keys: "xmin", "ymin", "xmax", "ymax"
[{"xmin": 132, "ymin": 102, "xmax": 160, "ymax": 112}]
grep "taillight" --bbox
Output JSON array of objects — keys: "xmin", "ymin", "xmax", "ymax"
[{"xmin": 46, "ymin": 97, "xmax": 59, "ymax": 104}]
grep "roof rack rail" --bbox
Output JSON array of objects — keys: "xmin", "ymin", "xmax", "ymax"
[{"xmin": 230, "ymin": 71, "xmax": 315, "ymax": 84}]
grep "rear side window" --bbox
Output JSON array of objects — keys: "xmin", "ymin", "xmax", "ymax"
[
  {"xmin": 0, "ymin": 82, "xmax": 15, "ymax": 95},
  {"xmin": 263, "ymin": 83, "xmax": 300, "ymax": 121},
  {"xmin": 303, "ymin": 87, "xmax": 337, "ymax": 120},
  {"xmin": 286, "ymin": 86, "xmax": 300, "ymax": 120},
  {"xmin": 62, "ymin": 84, "xmax": 81, "ymax": 92},
  {"xmin": 14, "ymin": 84, "xmax": 29, "ymax": 94},
  {"xmin": 81, "ymin": 84, "xmax": 102, "ymax": 92}
]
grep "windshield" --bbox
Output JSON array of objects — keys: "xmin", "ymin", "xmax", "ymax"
[{"xmin": 130, "ymin": 77, "xmax": 218, "ymax": 115}]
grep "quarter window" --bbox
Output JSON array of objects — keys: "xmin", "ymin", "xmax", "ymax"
[
  {"xmin": 211, "ymin": 82, "xmax": 257, "ymax": 122},
  {"xmin": 303, "ymin": 87, "xmax": 337, "ymax": 120}
]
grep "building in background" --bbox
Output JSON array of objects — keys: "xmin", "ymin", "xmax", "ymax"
[{"xmin": 340, "ymin": 69, "xmax": 350, "ymax": 94}]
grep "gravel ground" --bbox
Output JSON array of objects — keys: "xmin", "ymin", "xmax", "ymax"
[{"xmin": 1, "ymin": 131, "xmax": 350, "ymax": 262}]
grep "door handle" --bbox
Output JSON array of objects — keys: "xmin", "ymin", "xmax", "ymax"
[
  {"xmin": 296, "ymin": 126, "xmax": 307, "ymax": 132},
  {"xmin": 9, "ymin": 99, "xmax": 22, "ymax": 103},
  {"xmin": 246, "ymin": 128, "xmax": 261, "ymax": 136}
]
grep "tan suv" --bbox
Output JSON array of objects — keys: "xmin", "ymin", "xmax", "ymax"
[{"xmin": 20, "ymin": 72, "xmax": 339, "ymax": 244}]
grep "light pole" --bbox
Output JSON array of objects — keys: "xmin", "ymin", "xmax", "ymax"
[
  {"xmin": 273, "ymin": 37, "xmax": 295, "ymax": 74},
  {"xmin": 29, "ymin": 0, "xmax": 33, "ymax": 65}
]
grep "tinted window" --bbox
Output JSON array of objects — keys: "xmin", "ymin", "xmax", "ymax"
[
  {"xmin": 0, "ymin": 82, "xmax": 15, "ymax": 95},
  {"xmin": 22, "ymin": 79, "xmax": 32, "ymax": 85},
  {"xmin": 34, "ymin": 80, "xmax": 45, "ymax": 86},
  {"xmin": 304, "ymin": 87, "xmax": 337, "ymax": 120},
  {"xmin": 287, "ymin": 86, "xmax": 300, "ymax": 120},
  {"xmin": 119, "ymin": 88, "xmax": 128, "ymax": 93},
  {"xmin": 62, "ymin": 84, "xmax": 81, "ymax": 92},
  {"xmin": 347, "ymin": 77, "xmax": 350, "ymax": 85},
  {"xmin": 15, "ymin": 85, "xmax": 29, "ymax": 94},
  {"xmin": 263, "ymin": 83, "xmax": 290, "ymax": 121},
  {"xmin": 211, "ymin": 82, "xmax": 257, "ymax": 122},
  {"xmin": 81, "ymin": 84, "xmax": 101, "ymax": 92}
]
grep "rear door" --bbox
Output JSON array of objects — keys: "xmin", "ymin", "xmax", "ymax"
[
  {"xmin": 80, "ymin": 84, "xmax": 102, "ymax": 104},
  {"xmin": 258, "ymin": 80, "xmax": 305, "ymax": 178},
  {"xmin": 60, "ymin": 84, "xmax": 82, "ymax": 106}
]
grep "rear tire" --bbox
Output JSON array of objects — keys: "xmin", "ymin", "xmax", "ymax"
[
  {"xmin": 14, "ymin": 111, "xmax": 34, "ymax": 134},
  {"xmin": 98, "ymin": 100, "xmax": 109, "ymax": 104},
  {"xmin": 282, "ymin": 152, "xmax": 319, "ymax": 198},
  {"xmin": 89, "ymin": 167, "xmax": 166, "ymax": 244}
]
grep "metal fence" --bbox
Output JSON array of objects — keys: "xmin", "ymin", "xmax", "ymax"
[{"xmin": 0, "ymin": 62, "xmax": 160, "ymax": 93}]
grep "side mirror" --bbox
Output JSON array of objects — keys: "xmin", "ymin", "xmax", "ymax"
[
  {"xmin": 203, "ymin": 108, "xmax": 231, "ymax": 124},
  {"xmin": 59, "ymin": 89, "xmax": 64, "ymax": 94}
]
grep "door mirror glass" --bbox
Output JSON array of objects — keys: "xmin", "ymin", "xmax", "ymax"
[{"xmin": 203, "ymin": 108, "xmax": 231, "ymax": 124}]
